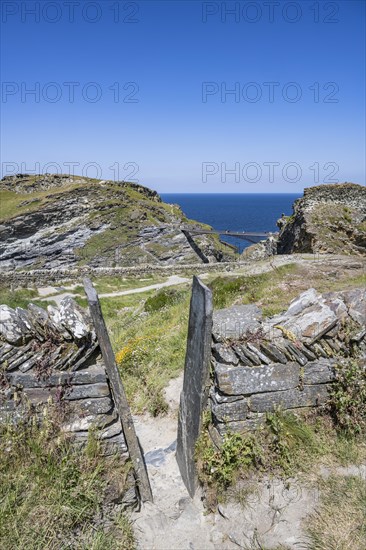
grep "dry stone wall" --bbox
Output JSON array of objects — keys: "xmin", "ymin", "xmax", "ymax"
[
  {"xmin": 0, "ymin": 261, "xmax": 246, "ymax": 287},
  {"xmin": 0, "ymin": 297, "xmax": 128, "ymax": 457},
  {"xmin": 210, "ymin": 288, "xmax": 366, "ymax": 435}
]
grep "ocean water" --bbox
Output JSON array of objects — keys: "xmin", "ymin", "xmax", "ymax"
[{"xmin": 161, "ymin": 193, "xmax": 300, "ymax": 252}]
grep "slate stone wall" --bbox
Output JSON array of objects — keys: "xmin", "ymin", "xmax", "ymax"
[
  {"xmin": 210, "ymin": 288, "xmax": 366, "ymax": 435},
  {"xmin": 0, "ymin": 298, "xmax": 128, "ymax": 458},
  {"xmin": 0, "ymin": 261, "xmax": 247, "ymax": 286}
]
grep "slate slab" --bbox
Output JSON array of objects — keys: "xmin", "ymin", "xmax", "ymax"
[
  {"xmin": 216, "ymin": 415, "xmax": 266, "ymax": 435},
  {"xmin": 250, "ymin": 384, "xmax": 331, "ymax": 412},
  {"xmin": 22, "ymin": 383, "xmax": 110, "ymax": 403},
  {"xmin": 303, "ymin": 359, "xmax": 336, "ymax": 385},
  {"xmin": 212, "ymin": 304, "xmax": 262, "ymax": 342},
  {"xmin": 0, "ymin": 305, "xmax": 30, "ymax": 345},
  {"xmin": 176, "ymin": 276, "xmax": 213, "ymax": 498},
  {"xmin": 6, "ymin": 364, "xmax": 107, "ymax": 388},
  {"xmin": 212, "ymin": 343, "xmax": 239, "ymax": 365},
  {"xmin": 282, "ymin": 303, "xmax": 337, "ymax": 341},
  {"xmin": 215, "ymin": 362, "xmax": 300, "ymax": 396},
  {"xmin": 212, "ymin": 398, "xmax": 249, "ymax": 422}
]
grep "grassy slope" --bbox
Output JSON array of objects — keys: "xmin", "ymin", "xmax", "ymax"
[
  {"xmin": 0, "ymin": 176, "xmax": 101, "ymax": 222},
  {"xmin": 0, "ymin": 417, "xmax": 135, "ymax": 550},
  {"xmin": 309, "ymin": 203, "xmax": 366, "ymax": 253}
]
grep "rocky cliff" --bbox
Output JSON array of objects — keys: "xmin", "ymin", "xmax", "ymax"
[
  {"xmin": 277, "ymin": 183, "xmax": 366, "ymax": 255},
  {"xmin": 0, "ymin": 174, "xmax": 234, "ymax": 270}
]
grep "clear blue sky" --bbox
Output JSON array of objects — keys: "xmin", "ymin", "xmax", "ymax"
[{"xmin": 1, "ymin": 0, "xmax": 365, "ymax": 192}]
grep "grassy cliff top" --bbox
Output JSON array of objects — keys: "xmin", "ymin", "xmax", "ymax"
[
  {"xmin": 0, "ymin": 174, "xmax": 166, "ymax": 222},
  {"xmin": 302, "ymin": 182, "xmax": 365, "ymax": 201}
]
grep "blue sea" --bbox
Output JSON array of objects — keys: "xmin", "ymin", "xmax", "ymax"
[{"xmin": 161, "ymin": 193, "xmax": 300, "ymax": 253}]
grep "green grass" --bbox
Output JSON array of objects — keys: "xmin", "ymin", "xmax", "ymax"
[
  {"xmin": 67, "ymin": 277, "xmax": 191, "ymax": 416},
  {"xmin": 328, "ymin": 359, "xmax": 366, "ymax": 436},
  {"xmin": 1, "ymin": 262, "xmax": 364, "ymax": 416},
  {"xmin": 0, "ymin": 285, "xmax": 58, "ymax": 309},
  {"xmin": 0, "ymin": 286, "xmax": 39, "ymax": 309},
  {"xmin": 208, "ymin": 264, "xmax": 298, "ymax": 312},
  {"xmin": 306, "ymin": 475, "xmax": 366, "ymax": 550},
  {"xmin": 0, "ymin": 416, "xmax": 135, "ymax": 549},
  {"xmin": 0, "ymin": 183, "xmax": 86, "ymax": 222},
  {"xmin": 1, "ymin": 259, "xmax": 365, "ymax": 546},
  {"xmin": 0, "ymin": 275, "xmax": 168, "ymax": 309},
  {"xmin": 208, "ymin": 264, "xmax": 366, "ymax": 317},
  {"xmin": 72, "ymin": 274, "xmax": 165, "ymax": 295},
  {"xmin": 195, "ymin": 409, "xmax": 366, "ymax": 509},
  {"xmin": 144, "ymin": 287, "xmax": 186, "ymax": 312},
  {"xmin": 75, "ymin": 290, "xmax": 155, "ymax": 319},
  {"xmin": 111, "ymin": 288, "xmax": 191, "ymax": 414},
  {"xmin": 72, "ymin": 282, "xmax": 190, "ymax": 416}
]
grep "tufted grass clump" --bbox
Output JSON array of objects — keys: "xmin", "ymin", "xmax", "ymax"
[
  {"xmin": 264, "ymin": 408, "xmax": 320, "ymax": 472},
  {"xmin": 195, "ymin": 427, "xmax": 262, "ymax": 509},
  {"xmin": 208, "ymin": 264, "xmax": 298, "ymax": 311},
  {"xmin": 208, "ymin": 274, "xmax": 265, "ymax": 309},
  {"xmin": 328, "ymin": 359, "xmax": 366, "ymax": 436},
  {"xmin": 0, "ymin": 415, "xmax": 135, "ymax": 550},
  {"xmin": 144, "ymin": 287, "xmax": 185, "ymax": 312},
  {"xmin": 0, "ymin": 286, "xmax": 39, "ymax": 309},
  {"xmin": 195, "ymin": 412, "xmax": 263, "ymax": 507},
  {"xmin": 306, "ymin": 474, "xmax": 366, "ymax": 550},
  {"xmin": 196, "ymin": 407, "xmax": 366, "ymax": 510}
]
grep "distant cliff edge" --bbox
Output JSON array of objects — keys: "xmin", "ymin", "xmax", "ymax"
[
  {"xmin": 277, "ymin": 183, "xmax": 366, "ymax": 255},
  {"xmin": 0, "ymin": 174, "xmax": 234, "ymax": 270}
]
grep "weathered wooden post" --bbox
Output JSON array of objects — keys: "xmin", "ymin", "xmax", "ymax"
[
  {"xmin": 176, "ymin": 276, "xmax": 213, "ymax": 497},
  {"xmin": 83, "ymin": 278, "xmax": 153, "ymax": 503}
]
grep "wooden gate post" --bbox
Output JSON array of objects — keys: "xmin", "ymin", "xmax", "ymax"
[
  {"xmin": 176, "ymin": 276, "xmax": 213, "ymax": 497},
  {"xmin": 83, "ymin": 278, "xmax": 153, "ymax": 503}
]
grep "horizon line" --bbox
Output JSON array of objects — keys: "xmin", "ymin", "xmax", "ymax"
[{"xmin": 159, "ymin": 191, "xmax": 303, "ymax": 194}]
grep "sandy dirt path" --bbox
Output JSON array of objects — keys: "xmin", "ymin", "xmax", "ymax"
[
  {"xmin": 130, "ymin": 375, "xmax": 366, "ymax": 550},
  {"xmin": 37, "ymin": 275, "xmax": 190, "ymax": 305}
]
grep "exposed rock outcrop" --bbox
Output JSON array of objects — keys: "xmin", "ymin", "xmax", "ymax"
[
  {"xmin": 241, "ymin": 235, "xmax": 278, "ymax": 261},
  {"xmin": 0, "ymin": 174, "xmax": 234, "ymax": 270},
  {"xmin": 277, "ymin": 183, "xmax": 366, "ymax": 255}
]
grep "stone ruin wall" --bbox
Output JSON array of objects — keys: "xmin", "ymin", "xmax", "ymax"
[
  {"xmin": 0, "ymin": 297, "xmax": 128, "ymax": 458},
  {"xmin": 301, "ymin": 183, "xmax": 366, "ymax": 213},
  {"xmin": 209, "ymin": 288, "xmax": 366, "ymax": 436},
  {"xmin": 0, "ymin": 261, "xmax": 245, "ymax": 286}
]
